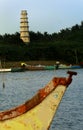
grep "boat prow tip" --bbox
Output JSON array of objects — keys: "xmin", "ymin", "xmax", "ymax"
[
  {"xmin": 65, "ymin": 71, "xmax": 77, "ymax": 87},
  {"xmin": 67, "ymin": 71, "xmax": 77, "ymax": 76}
]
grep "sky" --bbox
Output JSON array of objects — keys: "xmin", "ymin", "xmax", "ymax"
[{"xmin": 0, "ymin": 0, "xmax": 83, "ymax": 34}]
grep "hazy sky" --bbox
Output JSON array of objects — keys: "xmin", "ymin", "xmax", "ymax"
[{"xmin": 0, "ymin": 0, "xmax": 83, "ymax": 34}]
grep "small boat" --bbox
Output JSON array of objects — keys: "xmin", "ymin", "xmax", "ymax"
[
  {"xmin": 56, "ymin": 64, "xmax": 82, "ymax": 69},
  {"xmin": 44, "ymin": 65, "xmax": 56, "ymax": 70},
  {"xmin": 21, "ymin": 62, "xmax": 45, "ymax": 70},
  {"xmin": 11, "ymin": 67, "xmax": 25, "ymax": 72},
  {"xmin": 0, "ymin": 68, "xmax": 25, "ymax": 73},
  {"xmin": 58, "ymin": 64, "xmax": 72, "ymax": 69},
  {"xmin": 0, "ymin": 71, "xmax": 77, "ymax": 130},
  {"xmin": 0, "ymin": 68, "xmax": 11, "ymax": 72},
  {"xmin": 70, "ymin": 65, "xmax": 82, "ymax": 69}
]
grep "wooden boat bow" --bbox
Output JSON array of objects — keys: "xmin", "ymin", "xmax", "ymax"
[{"xmin": 0, "ymin": 71, "xmax": 77, "ymax": 130}]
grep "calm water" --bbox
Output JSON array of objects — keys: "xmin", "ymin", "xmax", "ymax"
[{"xmin": 0, "ymin": 69, "xmax": 83, "ymax": 130}]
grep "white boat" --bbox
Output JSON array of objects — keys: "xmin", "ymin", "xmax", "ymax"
[{"xmin": 0, "ymin": 68, "xmax": 11, "ymax": 72}]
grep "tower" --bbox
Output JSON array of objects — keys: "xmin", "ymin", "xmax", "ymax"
[{"xmin": 20, "ymin": 10, "xmax": 30, "ymax": 44}]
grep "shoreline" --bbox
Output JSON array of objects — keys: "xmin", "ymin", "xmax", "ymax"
[{"xmin": 1, "ymin": 61, "xmax": 58, "ymax": 68}]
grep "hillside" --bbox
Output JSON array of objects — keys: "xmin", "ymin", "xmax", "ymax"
[{"xmin": 0, "ymin": 21, "xmax": 83, "ymax": 64}]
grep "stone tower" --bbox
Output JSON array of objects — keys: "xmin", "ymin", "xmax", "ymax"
[{"xmin": 20, "ymin": 10, "xmax": 30, "ymax": 44}]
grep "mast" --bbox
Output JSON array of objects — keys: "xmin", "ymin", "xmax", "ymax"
[{"xmin": 20, "ymin": 10, "xmax": 30, "ymax": 44}]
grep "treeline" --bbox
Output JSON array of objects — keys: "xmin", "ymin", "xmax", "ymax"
[
  {"xmin": 30, "ymin": 21, "xmax": 83, "ymax": 42},
  {"xmin": 0, "ymin": 21, "xmax": 83, "ymax": 64},
  {"xmin": 0, "ymin": 32, "xmax": 22, "ymax": 45}
]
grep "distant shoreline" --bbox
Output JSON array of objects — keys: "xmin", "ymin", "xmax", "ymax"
[{"xmin": 1, "ymin": 61, "xmax": 58, "ymax": 68}]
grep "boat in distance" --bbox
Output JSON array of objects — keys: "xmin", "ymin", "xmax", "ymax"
[
  {"xmin": 0, "ymin": 62, "xmax": 82, "ymax": 73},
  {"xmin": 21, "ymin": 62, "xmax": 82, "ymax": 71},
  {"xmin": 0, "ymin": 71, "xmax": 77, "ymax": 130}
]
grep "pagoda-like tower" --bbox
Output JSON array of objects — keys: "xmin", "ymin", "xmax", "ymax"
[{"xmin": 20, "ymin": 10, "xmax": 30, "ymax": 44}]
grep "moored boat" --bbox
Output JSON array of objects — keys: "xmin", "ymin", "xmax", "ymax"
[
  {"xmin": 11, "ymin": 67, "xmax": 25, "ymax": 72},
  {"xmin": 70, "ymin": 65, "xmax": 82, "ymax": 69},
  {"xmin": 58, "ymin": 64, "xmax": 72, "ymax": 69},
  {"xmin": 0, "ymin": 68, "xmax": 25, "ymax": 73},
  {"xmin": 0, "ymin": 71, "xmax": 77, "ymax": 130},
  {"xmin": 0, "ymin": 68, "xmax": 11, "ymax": 72},
  {"xmin": 44, "ymin": 65, "xmax": 56, "ymax": 70},
  {"xmin": 21, "ymin": 62, "xmax": 45, "ymax": 70}
]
